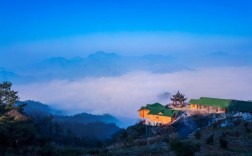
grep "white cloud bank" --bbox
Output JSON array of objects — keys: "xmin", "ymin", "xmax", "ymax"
[{"xmin": 15, "ymin": 66, "xmax": 252, "ymax": 118}]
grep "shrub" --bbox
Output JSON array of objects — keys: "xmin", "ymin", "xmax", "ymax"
[
  {"xmin": 244, "ymin": 122, "xmax": 248, "ymax": 127},
  {"xmin": 213, "ymin": 124, "xmax": 217, "ymax": 128},
  {"xmin": 87, "ymin": 148, "xmax": 104, "ymax": 155},
  {"xmin": 234, "ymin": 131, "xmax": 240, "ymax": 138},
  {"xmin": 194, "ymin": 130, "xmax": 202, "ymax": 140},
  {"xmin": 170, "ymin": 139, "xmax": 200, "ymax": 156},
  {"xmin": 134, "ymin": 138, "xmax": 147, "ymax": 146},
  {"xmin": 169, "ymin": 132, "xmax": 179, "ymax": 140},
  {"xmin": 162, "ymin": 135, "xmax": 170, "ymax": 143},
  {"xmin": 206, "ymin": 134, "xmax": 214, "ymax": 145},
  {"xmin": 39, "ymin": 143, "xmax": 57, "ymax": 156},
  {"xmin": 147, "ymin": 135, "xmax": 162, "ymax": 144},
  {"xmin": 123, "ymin": 140, "xmax": 134, "ymax": 148},
  {"xmin": 246, "ymin": 128, "xmax": 251, "ymax": 133},
  {"xmin": 233, "ymin": 120, "xmax": 241, "ymax": 126},
  {"xmin": 219, "ymin": 136, "xmax": 228, "ymax": 149},
  {"xmin": 221, "ymin": 132, "xmax": 227, "ymax": 137},
  {"xmin": 191, "ymin": 114, "xmax": 210, "ymax": 128}
]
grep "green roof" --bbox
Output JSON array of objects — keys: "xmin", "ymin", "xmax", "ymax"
[
  {"xmin": 189, "ymin": 97, "xmax": 232, "ymax": 108},
  {"xmin": 146, "ymin": 103, "xmax": 165, "ymax": 109},
  {"xmin": 189, "ymin": 97, "xmax": 252, "ymax": 112},
  {"xmin": 139, "ymin": 106, "xmax": 147, "ymax": 110},
  {"xmin": 139, "ymin": 103, "xmax": 180, "ymax": 117},
  {"xmin": 139, "ymin": 103, "xmax": 165, "ymax": 111},
  {"xmin": 148, "ymin": 108, "xmax": 164, "ymax": 115},
  {"xmin": 228, "ymin": 100, "xmax": 252, "ymax": 112},
  {"xmin": 162, "ymin": 109, "xmax": 180, "ymax": 117},
  {"xmin": 189, "ymin": 99, "xmax": 201, "ymax": 105}
]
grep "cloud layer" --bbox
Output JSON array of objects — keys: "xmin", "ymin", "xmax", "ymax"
[{"xmin": 15, "ymin": 66, "xmax": 252, "ymax": 119}]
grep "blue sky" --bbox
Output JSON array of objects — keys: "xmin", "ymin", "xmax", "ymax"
[
  {"xmin": 1, "ymin": 0, "xmax": 252, "ymax": 46},
  {"xmin": 1, "ymin": 0, "xmax": 252, "ymax": 67}
]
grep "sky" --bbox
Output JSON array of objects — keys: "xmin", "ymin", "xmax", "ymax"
[
  {"xmin": 1, "ymin": 0, "xmax": 252, "ymax": 120},
  {"xmin": 1, "ymin": 0, "xmax": 252, "ymax": 44}
]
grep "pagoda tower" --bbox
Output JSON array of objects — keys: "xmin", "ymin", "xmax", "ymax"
[{"xmin": 171, "ymin": 91, "xmax": 187, "ymax": 108}]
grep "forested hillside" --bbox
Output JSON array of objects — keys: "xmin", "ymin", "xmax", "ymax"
[{"xmin": 0, "ymin": 82, "xmax": 121, "ymax": 155}]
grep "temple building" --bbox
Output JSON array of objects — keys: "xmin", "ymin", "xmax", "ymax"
[
  {"xmin": 171, "ymin": 91, "xmax": 187, "ymax": 108},
  {"xmin": 190, "ymin": 97, "xmax": 252, "ymax": 113},
  {"xmin": 138, "ymin": 103, "xmax": 180, "ymax": 126}
]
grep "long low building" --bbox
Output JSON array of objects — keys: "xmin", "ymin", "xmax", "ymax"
[
  {"xmin": 190, "ymin": 97, "xmax": 252, "ymax": 113},
  {"xmin": 138, "ymin": 103, "xmax": 180, "ymax": 126}
]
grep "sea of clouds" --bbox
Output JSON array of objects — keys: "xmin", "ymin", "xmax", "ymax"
[{"xmin": 15, "ymin": 66, "xmax": 252, "ymax": 119}]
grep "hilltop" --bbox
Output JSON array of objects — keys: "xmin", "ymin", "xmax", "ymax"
[{"xmin": 104, "ymin": 112, "xmax": 252, "ymax": 156}]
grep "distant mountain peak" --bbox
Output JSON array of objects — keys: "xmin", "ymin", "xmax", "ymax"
[
  {"xmin": 88, "ymin": 51, "xmax": 120, "ymax": 59},
  {"xmin": 0, "ymin": 69, "xmax": 22, "ymax": 82},
  {"xmin": 158, "ymin": 92, "xmax": 171, "ymax": 100}
]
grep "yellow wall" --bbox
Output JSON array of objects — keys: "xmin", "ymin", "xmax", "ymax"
[
  {"xmin": 138, "ymin": 110, "xmax": 144, "ymax": 118},
  {"xmin": 190, "ymin": 104, "xmax": 198, "ymax": 109},
  {"xmin": 138, "ymin": 109, "xmax": 149, "ymax": 118},
  {"xmin": 139, "ymin": 112, "xmax": 173, "ymax": 125},
  {"xmin": 190, "ymin": 104, "xmax": 227, "ymax": 113},
  {"xmin": 148, "ymin": 114, "xmax": 172, "ymax": 124},
  {"xmin": 139, "ymin": 109, "xmax": 174, "ymax": 125}
]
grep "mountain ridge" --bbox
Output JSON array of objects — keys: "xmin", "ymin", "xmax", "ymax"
[
  {"xmin": 16, "ymin": 100, "xmax": 121, "ymax": 125},
  {"xmin": 0, "ymin": 51, "xmax": 192, "ymax": 83}
]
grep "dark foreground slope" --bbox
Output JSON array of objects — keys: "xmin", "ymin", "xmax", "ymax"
[
  {"xmin": 0, "ymin": 103, "xmax": 121, "ymax": 155},
  {"xmin": 1, "ymin": 106, "xmax": 252, "ymax": 156},
  {"xmin": 0, "ymin": 111, "xmax": 120, "ymax": 155}
]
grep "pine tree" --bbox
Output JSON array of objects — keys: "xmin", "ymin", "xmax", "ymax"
[{"xmin": 0, "ymin": 81, "xmax": 19, "ymax": 112}]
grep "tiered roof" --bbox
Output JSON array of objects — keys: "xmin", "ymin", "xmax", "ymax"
[
  {"xmin": 139, "ymin": 103, "xmax": 179, "ymax": 117},
  {"xmin": 171, "ymin": 91, "xmax": 187, "ymax": 101},
  {"xmin": 189, "ymin": 97, "xmax": 252, "ymax": 112}
]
